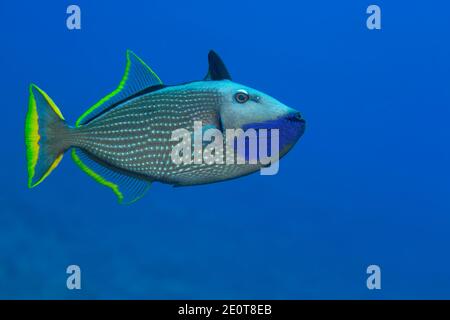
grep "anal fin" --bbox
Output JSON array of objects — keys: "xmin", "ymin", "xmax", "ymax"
[{"xmin": 71, "ymin": 148, "xmax": 151, "ymax": 204}]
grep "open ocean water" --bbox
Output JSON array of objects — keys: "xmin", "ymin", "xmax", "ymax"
[{"xmin": 0, "ymin": 1, "xmax": 449, "ymax": 299}]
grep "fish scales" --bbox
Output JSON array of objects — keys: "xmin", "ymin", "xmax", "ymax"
[{"xmin": 70, "ymin": 87, "xmax": 223, "ymax": 182}]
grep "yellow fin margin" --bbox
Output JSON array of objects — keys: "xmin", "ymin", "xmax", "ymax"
[
  {"xmin": 71, "ymin": 149, "xmax": 124, "ymax": 203},
  {"xmin": 25, "ymin": 85, "xmax": 40, "ymax": 188},
  {"xmin": 25, "ymin": 84, "xmax": 65, "ymax": 188},
  {"xmin": 75, "ymin": 50, "xmax": 162, "ymax": 127}
]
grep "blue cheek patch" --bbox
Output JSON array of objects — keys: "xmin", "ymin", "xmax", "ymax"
[{"xmin": 236, "ymin": 117, "xmax": 305, "ymax": 162}]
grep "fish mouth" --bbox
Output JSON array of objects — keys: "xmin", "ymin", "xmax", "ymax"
[
  {"xmin": 241, "ymin": 111, "xmax": 306, "ymax": 140},
  {"xmin": 279, "ymin": 111, "xmax": 306, "ymax": 151},
  {"xmin": 280, "ymin": 111, "xmax": 306, "ymax": 137},
  {"xmin": 284, "ymin": 112, "xmax": 306, "ymax": 125}
]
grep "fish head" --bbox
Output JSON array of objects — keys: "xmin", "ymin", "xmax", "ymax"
[{"xmin": 217, "ymin": 80, "xmax": 306, "ymax": 157}]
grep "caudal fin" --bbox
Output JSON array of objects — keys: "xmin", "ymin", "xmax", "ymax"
[{"xmin": 25, "ymin": 84, "xmax": 70, "ymax": 188}]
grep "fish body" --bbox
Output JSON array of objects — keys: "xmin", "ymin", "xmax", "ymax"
[{"xmin": 25, "ymin": 51, "xmax": 306, "ymax": 203}]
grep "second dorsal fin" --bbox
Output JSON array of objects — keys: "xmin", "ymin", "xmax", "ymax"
[{"xmin": 76, "ymin": 50, "xmax": 163, "ymax": 127}]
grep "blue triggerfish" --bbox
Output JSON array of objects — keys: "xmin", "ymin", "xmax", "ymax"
[{"xmin": 25, "ymin": 50, "xmax": 305, "ymax": 203}]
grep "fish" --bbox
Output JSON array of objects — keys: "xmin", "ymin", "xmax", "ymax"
[{"xmin": 25, "ymin": 50, "xmax": 306, "ymax": 204}]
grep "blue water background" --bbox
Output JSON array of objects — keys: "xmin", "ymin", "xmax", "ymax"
[{"xmin": 0, "ymin": 1, "xmax": 449, "ymax": 298}]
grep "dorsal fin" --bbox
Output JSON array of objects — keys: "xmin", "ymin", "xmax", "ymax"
[
  {"xmin": 76, "ymin": 50, "xmax": 163, "ymax": 127},
  {"xmin": 204, "ymin": 50, "xmax": 232, "ymax": 81}
]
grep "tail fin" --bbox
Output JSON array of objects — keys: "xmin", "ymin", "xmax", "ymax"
[{"xmin": 25, "ymin": 84, "xmax": 70, "ymax": 188}]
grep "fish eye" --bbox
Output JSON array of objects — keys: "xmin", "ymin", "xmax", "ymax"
[{"xmin": 234, "ymin": 89, "xmax": 250, "ymax": 103}]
